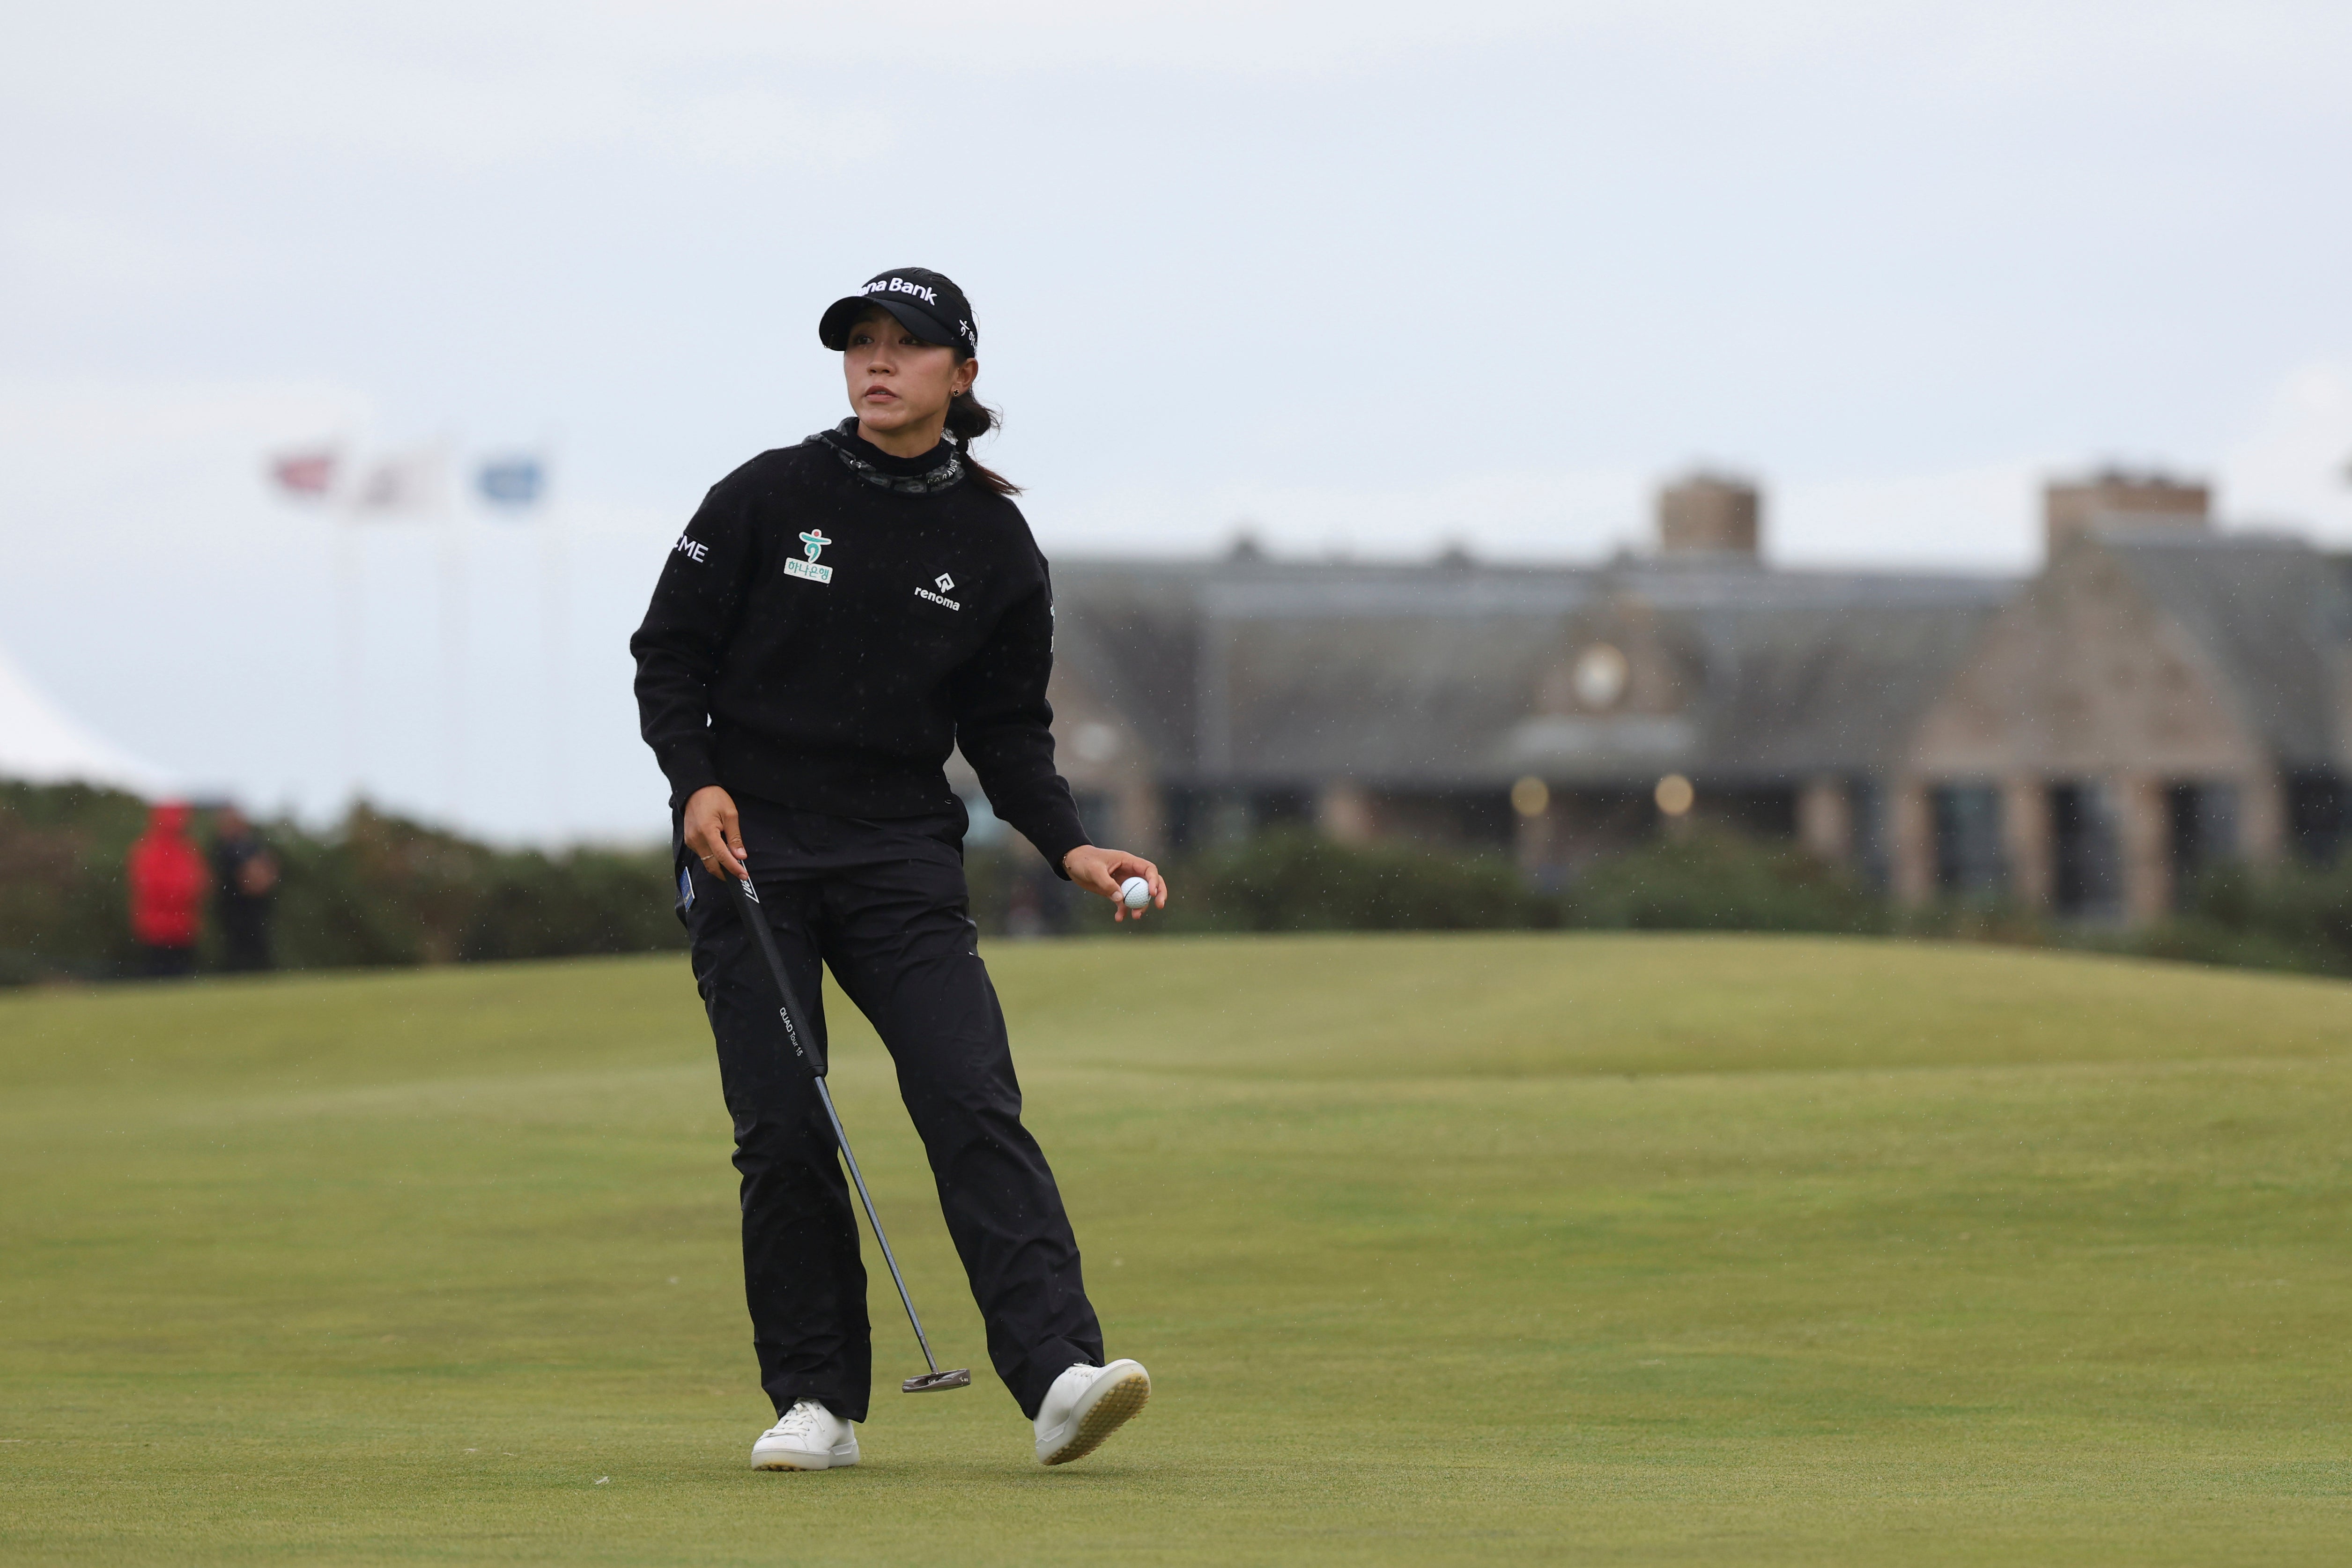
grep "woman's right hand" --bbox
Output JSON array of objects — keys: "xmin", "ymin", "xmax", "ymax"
[{"xmin": 683, "ymin": 785, "xmax": 747, "ymax": 881}]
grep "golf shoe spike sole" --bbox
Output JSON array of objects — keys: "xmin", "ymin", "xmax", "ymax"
[{"xmin": 1040, "ymin": 1365, "xmax": 1150, "ymax": 1466}]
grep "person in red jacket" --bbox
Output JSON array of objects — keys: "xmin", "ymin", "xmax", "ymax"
[{"xmin": 126, "ymin": 801, "xmax": 205, "ymax": 978}]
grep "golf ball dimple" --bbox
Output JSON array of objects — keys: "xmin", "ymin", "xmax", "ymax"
[{"xmin": 1119, "ymin": 876, "xmax": 1152, "ymax": 910}]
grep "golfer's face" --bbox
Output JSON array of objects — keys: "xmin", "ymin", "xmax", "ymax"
[{"xmin": 842, "ymin": 308, "xmax": 970, "ymax": 435}]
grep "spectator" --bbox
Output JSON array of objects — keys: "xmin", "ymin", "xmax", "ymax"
[
  {"xmin": 126, "ymin": 801, "xmax": 204, "ymax": 978},
  {"xmin": 209, "ymin": 805, "xmax": 280, "ymax": 973}
]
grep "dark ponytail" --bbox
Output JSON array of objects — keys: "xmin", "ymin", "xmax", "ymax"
[{"xmin": 946, "ymin": 372, "xmax": 1021, "ymax": 496}]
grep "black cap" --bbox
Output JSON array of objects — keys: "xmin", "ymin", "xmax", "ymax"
[{"xmin": 817, "ymin": 267, "xmax": 978, "ymax": 357}]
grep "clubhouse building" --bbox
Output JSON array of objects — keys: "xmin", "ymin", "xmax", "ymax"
[{"xmin": 996, "ymin": 472, "xmax": 2352, "ymax": 925}]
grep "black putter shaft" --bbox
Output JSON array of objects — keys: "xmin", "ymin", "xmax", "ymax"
[{"xmin": 725, "ymin": 872, "xmax": 970, "ymax": 1393}]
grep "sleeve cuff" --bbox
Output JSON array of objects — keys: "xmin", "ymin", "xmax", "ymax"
[
  {"xmin": 1040, "ymin": 837, "xmax": 1086, "ymax": 880},
  {"xmin": 658, "ymin": 746, "xmax": 720, "ymax": 805},
  {"xmin": 1022, "ymin": 809, "xmax": 1090, "ymax": 880}
]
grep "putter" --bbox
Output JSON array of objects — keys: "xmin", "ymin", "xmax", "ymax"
[{"xmin": 725, "ymin": 871, "xmax": 972, "ymax": 1393}]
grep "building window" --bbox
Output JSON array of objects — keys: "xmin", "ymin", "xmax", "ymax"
[
  {"xmin": 1361, "ymin": 789, "xmax": 1515, "ymax": 849},
  {"xmin": 2165, "ymin": 782, "xmax": 2239, "ymax": 904},
  {"xmin": 2286, "ymin": 773, "xmax": 2346, "ymax": 866},
  {"xmin": 1163, "ymin": 788, "xmax": 1208, "ymax": 852},
  {"xmin": 1163, "ymin": 787, "xmax": 1286, "ymax": 850},
  {"xmin": 2051, "ymin": 782, "xmax": 2123, "ymax": 919},
  {"xmin": 1701, "ymin": 786, "xmax": 1798, "ymax": 838},
  {"xmin": 1931, "ymin": 784, "xmax": 2004, "ymax": 895},
  {"xmin": 1252, "ymin": 789, "xmax": 1315, "ymax": 829}
]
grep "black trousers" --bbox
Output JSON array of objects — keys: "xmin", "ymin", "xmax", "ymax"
[
  {"xmin": 219, "ymin": 902, "xmax": 273, "ymax": 972},
  {"xmin": 138, "ymin": 944, "xmax": 194, "ymax": 980},
  {"xmin": 678, "ymin": 797, "xmax": 1102, "ymax": 1423}
]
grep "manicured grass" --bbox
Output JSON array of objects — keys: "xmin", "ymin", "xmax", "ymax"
[{"xmin": 2, "ymin": 933, "xmax": 2349, "ymax": 1565}]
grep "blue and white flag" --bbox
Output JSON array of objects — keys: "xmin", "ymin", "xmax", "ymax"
[{"xmin": 477, "ymin": 456, "xmax": 546, "ymax": 509}]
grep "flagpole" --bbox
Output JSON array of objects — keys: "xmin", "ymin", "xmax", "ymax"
[
  {"xmin": 540, "ymin": 488, "xmax": 568, "ymax": 841},
  {"xmin": 273, "ymin": 443, "xmax": 362, "ymax": 817},
  {"xmin": 336, "ymin": 513, "xmax": 363, "ymax": 811},
  {"xmin": 440, "ymin": 488, "xmax": 466, "ymax": 828},
  {"xmin": 471, "ymin": 448, "xmax": 555, "ymax": 841}
]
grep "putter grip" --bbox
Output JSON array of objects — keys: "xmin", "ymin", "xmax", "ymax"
[{"xmin": 728, "ymin": 873, "xmax": 829, "ymax": 1078}]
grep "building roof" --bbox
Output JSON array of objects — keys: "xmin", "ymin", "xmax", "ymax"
[
  {"xmin": 2099, "ymin": 527, "xmax": 2352, "ymax": 769},
  {"xmin": 1052, "ymin": 555, "xmax": 2012, "ymax": 787},
  {"xmin": 1690, "ymin": 599, "xmax": 2008, "ymax": 776}
]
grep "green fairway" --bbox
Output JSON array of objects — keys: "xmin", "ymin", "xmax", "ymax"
[{"xmin": 3, "ymin": 933, "xmax": 2349, "ymax": 1565}]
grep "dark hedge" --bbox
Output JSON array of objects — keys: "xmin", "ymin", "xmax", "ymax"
[
  {"xmin": 0, "ymin": 780, "xmax": 683, "ymax": 984},
  {"xmin": 10, "ymin": 776, "xmax": 2352, "ymax": 985}
]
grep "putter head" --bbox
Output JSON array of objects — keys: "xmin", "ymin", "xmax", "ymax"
[{"xmin": 902, "ymin": 1368, "xmax": 972, "ymax": 1393}]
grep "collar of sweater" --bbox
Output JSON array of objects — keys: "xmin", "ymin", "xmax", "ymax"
[{"xmin": 814, "ymin": 419, "xmax": 966, "ymax": 495}]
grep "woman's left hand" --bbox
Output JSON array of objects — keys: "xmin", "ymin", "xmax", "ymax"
[{"xmin": 1062, "ymin": 845, "xmax": 1168, "ymax": 923}]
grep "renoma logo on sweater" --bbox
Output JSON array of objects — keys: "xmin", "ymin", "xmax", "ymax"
[
  {"xmin": 916, "ymin": 570, "xmax": 961, "ymax": 611},
  {"xmin": 785, "ymin": 529, "xmax": 833, "ymax": 584}
]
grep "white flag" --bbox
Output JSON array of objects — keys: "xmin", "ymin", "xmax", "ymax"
[{"xmin": 351, "ymin": 447, "xmax": 447, "ymax": 518}]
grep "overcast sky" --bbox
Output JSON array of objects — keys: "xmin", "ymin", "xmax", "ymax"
[{"xmin": 4, "ymin": 0, "xmax": 2350, "ymax": 841}]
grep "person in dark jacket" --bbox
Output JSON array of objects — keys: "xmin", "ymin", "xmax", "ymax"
[
  {"xmin": 126, "ymin": 801, "xmax": 204, "ymax": 978},
  {"xmin": 631, "ymin": 267, "xmax": 1164, "ymax": 1475},
  {"xmin": 208, "ymin": 805, "xmax": 279, "ymax": 973}
]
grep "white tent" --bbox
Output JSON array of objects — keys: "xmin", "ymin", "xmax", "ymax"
[{"xmin": 0, "ymin": 637, "xmax": 171, "ymax": 794}]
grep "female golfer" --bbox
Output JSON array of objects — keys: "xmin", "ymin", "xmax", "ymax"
[{"xmin": 631, "ymin": 266, "xmax": 1161, "ymax": 1472}]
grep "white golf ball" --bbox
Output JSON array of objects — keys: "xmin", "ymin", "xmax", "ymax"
[{"xmin": 1119, "ymin": 876, "xmax": 1152, "ymax": 910}]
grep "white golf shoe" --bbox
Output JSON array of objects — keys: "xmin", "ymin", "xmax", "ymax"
[
  {"xmin": 750, "ymin": 1400, "xmax": 858, "ymax": 1471},
  {"xmin": 1033, "ymin": 1358, "xmax": 1150, "ymax": 1466}
]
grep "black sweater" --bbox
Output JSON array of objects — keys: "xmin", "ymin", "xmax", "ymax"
[{"xmin": 630, "ymin": 426, "xmax": 1088, "ymax": 872}]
